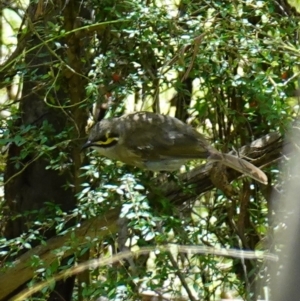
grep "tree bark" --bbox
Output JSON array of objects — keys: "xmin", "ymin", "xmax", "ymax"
[{"xmin": 3, "ymin": 1, "xmax": 90, "ymax": 300}]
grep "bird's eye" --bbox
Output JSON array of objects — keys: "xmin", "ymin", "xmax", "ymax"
[{"xmin": 98, "ymin": 135, "xmax": 108, "ymax": 143}]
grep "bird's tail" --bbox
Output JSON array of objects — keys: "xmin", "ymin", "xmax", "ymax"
[{"xmin": 209, "ymin": 152, "xmax": 268, "ymax": 184}]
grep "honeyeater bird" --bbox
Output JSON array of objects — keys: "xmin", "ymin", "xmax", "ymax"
[{"xmin": 82, "ymin": 111, "xmax": 267, "ymax": 184}]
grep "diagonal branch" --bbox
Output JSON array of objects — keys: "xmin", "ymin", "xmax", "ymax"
[{"xmin": 0, "ymin": 132, "xmax": 283, "ymax": 300}]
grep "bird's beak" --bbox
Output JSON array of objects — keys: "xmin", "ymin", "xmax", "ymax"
[{"xmin": 81, "ymin": 140, "xmax": 92, "ymax": 152}]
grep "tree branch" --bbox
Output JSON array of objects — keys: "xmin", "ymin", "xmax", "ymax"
[{"xmin": 0, "ymin": 132, "xmax": 283, "ymax": 300}]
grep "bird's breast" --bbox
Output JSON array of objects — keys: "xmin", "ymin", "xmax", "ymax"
[
  {"xmin": 92, "ymin": 144, "xmax": 144, "ymax": 168},
  {"xmin": 143, "ymin": 159, "xmax": 187, "ymax": 171}
]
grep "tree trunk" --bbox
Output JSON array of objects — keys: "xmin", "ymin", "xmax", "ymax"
[{"xmin": 3, "ymin": 1, "xmax": 90, "ymax": 300}]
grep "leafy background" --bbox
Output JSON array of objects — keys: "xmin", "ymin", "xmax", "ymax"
[{"xmin": 0, "ymin": 0, "xmax": 299, "ymax": 300}]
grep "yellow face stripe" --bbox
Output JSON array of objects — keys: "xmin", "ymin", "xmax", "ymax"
[{"xmin": 95, "ymin": 133, "xmax": 119, "ymax": 146}]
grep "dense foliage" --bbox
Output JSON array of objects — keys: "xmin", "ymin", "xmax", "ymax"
[{"xmin": 0, "ymin": 0, "xmax": 298, "ymax": 300}]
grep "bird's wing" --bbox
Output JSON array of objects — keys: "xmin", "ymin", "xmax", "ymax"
[{"xmin": 121, "ymin": 112, "xmax": 211, "ymax": 160}]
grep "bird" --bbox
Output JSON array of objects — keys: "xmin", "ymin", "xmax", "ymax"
[{"xmin": 82, "ymin": 111, "xmax": 268, "ymax": 184}]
